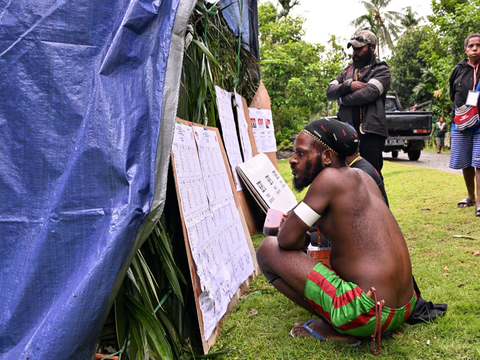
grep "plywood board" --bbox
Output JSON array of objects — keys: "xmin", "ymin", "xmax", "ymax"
[{"xmin": 170, "ymin": 118, "xmax": 259, "ymax": 354}]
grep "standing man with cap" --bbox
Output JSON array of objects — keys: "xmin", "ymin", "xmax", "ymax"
[{"xmin": 327, "ymin": 30, "xmax": 391, "ymax": 176}]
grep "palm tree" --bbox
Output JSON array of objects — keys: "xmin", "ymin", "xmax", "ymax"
[
  {"xmin": 278, "ymin": 0, "xmax": 300, "ymax": 18},
  {"xmin": 351, "ymin": 0, "xmax": 402, "ymax": 58},
  {"xmin": 400, "ymin": 6, "xmax": 422, "ymax": 33}
]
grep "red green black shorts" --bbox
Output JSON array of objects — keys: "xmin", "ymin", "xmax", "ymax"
[{"xmin": 304, "ymin": 262, "xmax": 417, "ymax": 337}]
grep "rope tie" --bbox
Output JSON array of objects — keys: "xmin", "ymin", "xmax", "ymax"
[{"xmin": 369, "ymin": 287, "xmax": 385, "ymax": 356}]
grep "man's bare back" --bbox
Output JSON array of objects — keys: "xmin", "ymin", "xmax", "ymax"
[
  {"xmin": 301, "ymin": 165, "xmax": 413, "ymax": 308},
  {"xmin": 257, "ymin": 119, "xmax": 415, "ymax": 350}
]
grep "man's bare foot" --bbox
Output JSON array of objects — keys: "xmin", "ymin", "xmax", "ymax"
[{"xmin": 290, "ymin": 319, "xmax": 359, "ymax": 344}]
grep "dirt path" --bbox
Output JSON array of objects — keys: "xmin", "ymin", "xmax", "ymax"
[{"xmin": 383, "ymin": 151, "xmax": 462, "ymax": 175}]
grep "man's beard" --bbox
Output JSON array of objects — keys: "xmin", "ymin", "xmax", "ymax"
[
  {"xmin": 292, "ymin": 157, "xmax": 324, "ymax": 192},
  {"xmin": 353, "ymin": 47, "xmax": 373, "ymax": 69}
]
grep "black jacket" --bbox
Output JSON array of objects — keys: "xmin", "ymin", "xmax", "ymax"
[
  {"xmin": 326, "ymin": 58, "xmax": 391, "ymax": 138},
  {"xmin": 449, "ymin": 59, "xmax": 480, "ymax": 120}
]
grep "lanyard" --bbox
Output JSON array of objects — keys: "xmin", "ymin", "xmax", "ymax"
[{"xmin": 469, "ymin": 61, "xmax": 479, "ymax": 90}]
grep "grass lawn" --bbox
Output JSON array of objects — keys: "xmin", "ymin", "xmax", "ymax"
[{"xmin": 213, "ymin": 159, "xmax": 480, "ymax": 359}]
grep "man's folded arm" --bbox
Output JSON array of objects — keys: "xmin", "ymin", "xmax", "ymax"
[
  {"xmin": 276, "ymin": 213, "xmax": 310, "ymax": 250},
  {"xmin": 341, "ymin": 67, "xmax": 391, "ymax": 106},
  {"xmin": 326, "ymin": 72, "xmax": 353, "ymax": 100}
]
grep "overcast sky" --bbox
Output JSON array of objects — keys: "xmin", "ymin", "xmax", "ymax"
[{"xmin": 264, "ymin": 0, "xmax": 433, "ymax": 50}]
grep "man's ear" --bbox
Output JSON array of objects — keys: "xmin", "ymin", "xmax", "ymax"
[
  {"xmin": 322, "ymin": 149, "xmax": 335, "ymax": 166},
  {"xmin": 371, "ymin": 44, "xmax": 376, "ymax": 54}
]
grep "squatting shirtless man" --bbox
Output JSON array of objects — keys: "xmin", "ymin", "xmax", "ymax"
[{"xmin": 256, "ymin": 118, "xmax": 416, "ymax": 353}]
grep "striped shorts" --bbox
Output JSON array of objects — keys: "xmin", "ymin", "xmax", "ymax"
[
  {"xmin": 304, "ymin": 262, "xmax": 416, "ymax": 337},
  {"xmin": 449, "ymin": 130, "xmax": 480, "ymax": 169}
]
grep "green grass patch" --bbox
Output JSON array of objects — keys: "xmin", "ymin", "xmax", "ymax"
[{"xmin": 213, "ymin": 159, "xmax": 480, "ymax": 359}]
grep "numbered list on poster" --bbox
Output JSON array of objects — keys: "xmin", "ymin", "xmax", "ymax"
[
  {"xmin": 171, "ymin": 122, "xmax": 254, "ymax": 341},
  {"xmin": 215, "ymin": 86, "xmax": 245, "ymax": 191}
]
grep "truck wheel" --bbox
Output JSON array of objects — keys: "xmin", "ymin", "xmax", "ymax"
[
  {"xmin": 392, "ymin": 151, "xmax": 398, "ymax": 159},
  {"xmin": 408, "ymin": 150, "xmax": 421, "ymax": 161}
]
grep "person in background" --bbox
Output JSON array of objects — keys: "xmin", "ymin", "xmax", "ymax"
[
  {"xmin": 433, "ymin": 116, "xmax": 448, "ymax": 154},
  {"xmin": 449, "ymin": 33, "xmax": 480, "ymax": 215},
  {"xmin": 326, "ymin": 30, "xmax": 390, "ymax": 177}
]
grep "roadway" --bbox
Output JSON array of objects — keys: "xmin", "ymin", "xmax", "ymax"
[{"xmin": 383, "ymin": 150, "xmax": 462, "ymax": 175}]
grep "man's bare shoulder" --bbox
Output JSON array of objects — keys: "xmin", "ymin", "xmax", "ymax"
[{"xmin": 305, "ymin": 167, "xmax": 359, "ymax": 200}]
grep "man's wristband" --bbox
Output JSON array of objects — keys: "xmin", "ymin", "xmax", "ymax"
[{"xmin": 339, "ymin": 97, "xmax": 342, "ymax": 105}]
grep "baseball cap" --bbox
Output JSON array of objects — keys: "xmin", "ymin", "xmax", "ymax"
[{"xmin": 347, "ymin": 30, "xmax": 377, "ymax": 49}]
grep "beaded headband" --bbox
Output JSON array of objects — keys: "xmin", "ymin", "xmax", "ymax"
[{"xmin": 301, "ymin": 129, "xmax": 339, "ymax": 156}]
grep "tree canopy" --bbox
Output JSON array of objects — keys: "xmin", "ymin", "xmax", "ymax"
[
  {"xmin": 351, "ymin": 0, "xmax": 402, "ymax": 58},
  {"xmin": 258, "ymin": 2, "xmax": 347, "ymax": 143},
  {"xmin": 417, "ymin": 0, "xmax": 480, "ymax": 117},
  {"xmin": 389, "ymin": 27, "xmax": 430, "ymax": 109}
]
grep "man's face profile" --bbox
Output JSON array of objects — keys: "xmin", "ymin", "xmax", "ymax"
[
  {"xmin": 289, "ymin": 132, "xmax": 324, "ymax": 192},
  {"xmin": 352, "ymin": 44, "xmax": 373, "ymax": 68}
]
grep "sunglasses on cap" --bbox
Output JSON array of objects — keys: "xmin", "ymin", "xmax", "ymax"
[{"xmin": 350, "ymin": 35, "xmax": 372, "ymax": 44}]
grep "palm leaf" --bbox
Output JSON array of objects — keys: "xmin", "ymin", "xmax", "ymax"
[
  {"xmin": 114, "ymin": 284, "xmax": 127, "ymax": 348},
  {"xmin": 192, "ymin": 39, "xmax": 219, "ymax": 65},
  {"xmin": 126, "ymin": 293, "xmax": 173, "ymax": 360},
  {"xmin": 152, "ymin": 228, "xmax": 185, "ymax": 304}
]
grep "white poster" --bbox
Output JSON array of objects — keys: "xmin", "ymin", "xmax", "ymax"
[
  {"xmin": 248, "ymin": 107, "xmax": 277, "ymax": 153},
  {"xmin": 236, "ymin": 153, "xmax": 297, "ymax": 213},
  {"xmin": 215, "ymin": 86, "xmax": 244, "ymax": 191},
  {"xmin": 234, "ymin": 90, "xmax": 253, "ymax": 162},
  {"xmin": 172, "ymin": 122, "xmax": 254, "ymax": 341}
]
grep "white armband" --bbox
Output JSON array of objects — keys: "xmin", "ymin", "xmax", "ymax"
[
  {"xmin": 293, "ymin": 202, "xmax": 321, "ymax": 227},
  {"xmin": 368, "ymin": 78, "xmax": 384, "ymax": 94}
]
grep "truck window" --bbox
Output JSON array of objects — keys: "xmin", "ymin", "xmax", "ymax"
[{"xmin": 385, "ymin": 97, "xmax": 398, "ymax": 112}]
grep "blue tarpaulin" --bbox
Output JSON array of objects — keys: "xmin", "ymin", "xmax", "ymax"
[
  {"xmin": 0, "ymin": 0, "xmax": 196, "ymax": 358},
  {"xmin": 219, "ymin": 0, "xmax": 259, "ymax": 59}
]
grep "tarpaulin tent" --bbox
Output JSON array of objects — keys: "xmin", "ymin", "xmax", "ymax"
[
  {"xmin": 0, "ymin": 0, "xmax": 197, "ymax": 358},
  {"xmin": 0, "ymin": 0, "xmax": 259, "ymax": 359}
]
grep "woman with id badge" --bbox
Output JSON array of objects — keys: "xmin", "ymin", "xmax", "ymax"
[{"xmin": 449, "ymin": 33, "xmax": 480, "ymax": 217}]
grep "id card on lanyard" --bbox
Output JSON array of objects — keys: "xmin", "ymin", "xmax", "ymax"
[{"xmin": 466, "ymin": 63, "xmax": 480, "ymax": 106}]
